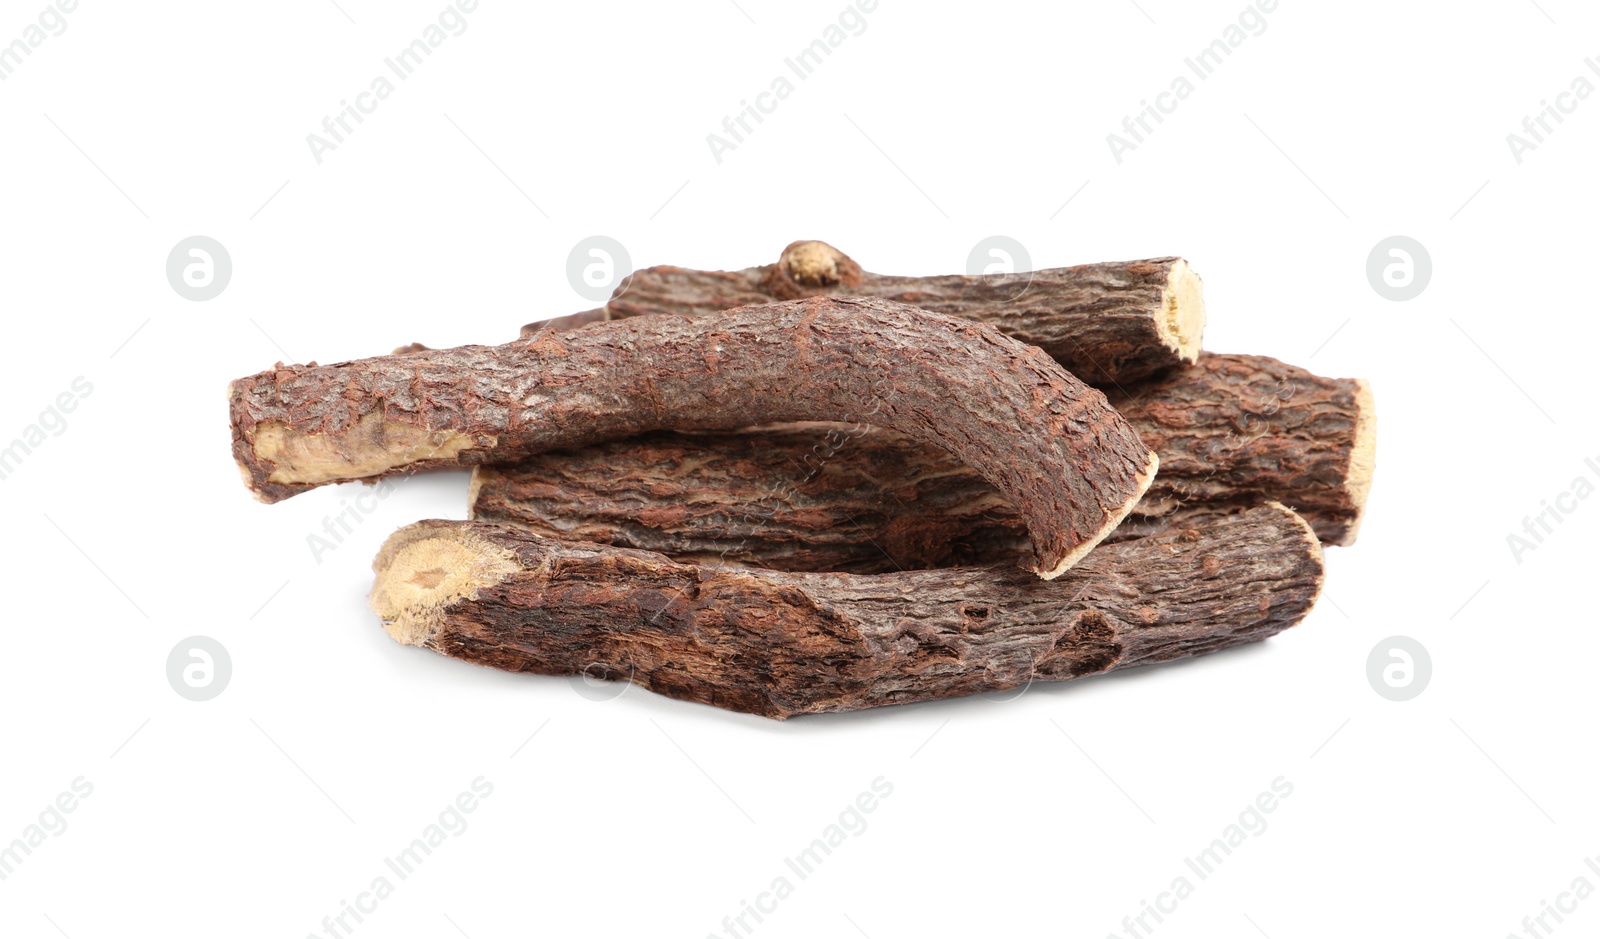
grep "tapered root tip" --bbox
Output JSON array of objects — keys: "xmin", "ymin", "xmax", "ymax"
[
  {"xmin": 370, "ymin": 523, "xmax": 521, "ymax": 647},
  {"xmin": 1035, "ymin": 449, "xmax": 1161, "ymax": 580},
  {"xmin": 1159, "ymin": 260, "xmax": 1206, "ymax": 365},
  {"xmin": 1338, "ymin": 379, "xmax": 1377, "ymax": 545}
]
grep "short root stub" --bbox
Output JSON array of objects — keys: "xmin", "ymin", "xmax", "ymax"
[{"xmin": 766, "ymin": 240, "xmax": 864, "ymax": 298}]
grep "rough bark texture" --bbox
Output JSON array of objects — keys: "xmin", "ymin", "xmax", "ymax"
[
  {"xmin": 470, "ymin": 422, "xmax": 1025, "ymax": 573},
  {"xmin": 1110, "ymin": 353, "xmax": 1374, "ymax": 545},
  {"xmin": 370, "ymin": 503, "xmax": 1324, "ymax": 719},
  {"xmin": 469, "ymin": 353, "xmax": 1375, "ymax": 571},
  {"xmin": 231, "ymin": 297, "xmax": 1158, "ymax": 578},
  {"xmin": 524, "ymin": 240, "xmax": 1206, "ymax": 386}
]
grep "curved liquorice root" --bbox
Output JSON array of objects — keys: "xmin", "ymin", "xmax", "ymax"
[{"xmin": 231, "ymin": 296, "xmax": 1157, "ymax": 579}]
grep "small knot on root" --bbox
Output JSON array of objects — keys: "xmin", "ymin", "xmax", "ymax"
[{"xmin": 766, "ymin": 240, "xmax": 864, "ymax": 299}]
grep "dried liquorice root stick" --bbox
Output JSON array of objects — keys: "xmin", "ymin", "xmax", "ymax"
[
  {"xmin": 524, "ymin": 240, "xmax": 1206, "ymax": 386},
  {"xmin": 468, "ymin": 425, "xmax": 1215, "ymax": 574},
  {"xmin": 231, "ymin": 297, "xmax": 1158, "ymax": 579},
  {"xmin": 469, "ymin": 422, "xmax": 1022, "ymax": 574},
  {"xmin": 468, "ymin": 353, "xmax": 1375, "ymax": 572},
  {"xmin": 369, "ymin": 503, "xmax": 1323, "ymax": 719},
  {"xmin": 1110, "ymin": 352, "xmax": 1374, "ymax": 545}
]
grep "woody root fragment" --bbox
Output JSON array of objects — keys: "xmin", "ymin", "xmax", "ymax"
[{"xmin": 228, "ymin": 242, "xmax": 1372, "ymax": 718}]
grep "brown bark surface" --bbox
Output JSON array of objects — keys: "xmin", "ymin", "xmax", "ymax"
[
  {"xmin": 230, "ymin": 297, "xmax": 1157, "ymax": 578},
  {"xmin": 471, "ymin": 422, "xmax": 1025, "ymax": 573},
  {"xmin": 1109, "ymin": 352, "xmax": 1374, "ymax": 545},
  {"xmin": 370, "ymin": 503, "xmax": 1324, "ymax": 719},
  {"xmin": 470, "ymin": 353, "xmax": 1374, "ymax": 570},
  {"xmin": 525, "ymin": 240, "xmax": 1205, "ymax": 386}
]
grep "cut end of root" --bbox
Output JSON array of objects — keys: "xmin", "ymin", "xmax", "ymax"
[
  {"xmin": 1035, "ymin": 448, "xmax": 1161, "ymax": 580},
  {"xmin": 1271, "ymin": 500, "xmax": 1327, "ymax": 606},
  {"xmin": 370, "ymin": 523, "xmax": 521, "ymax": 647},
  {"xmin": 253, "ymin": 410, "xmax": 478, "ymax": 486},
  {"xmin": 1159, "ymin": 260, "xmax": 1206, "ymax": 364},
  {"xmin": 1339, "ymin": 379, "xmax": 1378, "ymax": 545}
]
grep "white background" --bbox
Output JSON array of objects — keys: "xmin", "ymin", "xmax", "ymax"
[{"xmin": 1, "ymin": 1, "xmax": 1595, "ymax": 936}]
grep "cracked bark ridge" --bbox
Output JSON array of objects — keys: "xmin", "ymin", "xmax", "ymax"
[
  {"xmin": 523, "ymin": 240, "xmax": 1206, "ymax": 386},
  {"xmin": 230, "ymin": 296, "xmax": 1158, "ymax": 579},
  {"xmin": 1109, "ymin": 352, "xmax": 1374, "ymax": 545},
  {"xmin": 470, "ymin": 427, "xmax": 1222, "ymax": 573},
  {"xmin": 370, "ymin": 503, "xmax": 1324, "ymax": 719},
  {"xmin": 471, "ymin": 422, "xmax": 1028, "ymax": 573},
  {"xmin": 469, "ymin": 353, "xmax": 1375, "ymax": 571}
]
